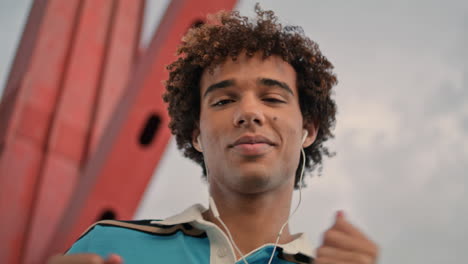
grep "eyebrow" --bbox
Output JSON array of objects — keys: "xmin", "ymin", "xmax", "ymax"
[
  {"xmin": 202, "ymin": 77, "xmax": 294, "ymax": 98},
  {"xmin": 203, "ymin": 79, "xmax": 235, "ymax": 98},
  {"xmin": 258, "ymin": 78, "xmax": 294, "ymax": 95}
]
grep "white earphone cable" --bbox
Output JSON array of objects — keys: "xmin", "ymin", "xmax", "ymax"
[
  {"xmin": 209, "ymin": 197, "xmax": 249, "ymax": 264},
  {"xmin": 266, "ymin": 147, "xmax": 306, "ymax": 264}
]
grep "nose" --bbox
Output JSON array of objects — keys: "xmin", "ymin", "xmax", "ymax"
[{"xmin": 232, "ymin": 95, "xmax": 265, "ymax": 128}]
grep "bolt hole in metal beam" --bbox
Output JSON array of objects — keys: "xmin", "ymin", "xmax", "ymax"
[
  {"xmin": 191, "ymin": 19, "xmax": 204, "ymax": 28},
  {"xmin": 139, "ymin": 114, "xmax": 161, "ymax": 147},
  {"xmin": 98, "ymin": 209, "xmax": 116, "ymax": 220}
]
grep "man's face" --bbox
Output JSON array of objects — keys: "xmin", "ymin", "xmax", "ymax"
[{"xmin": 194, "ymin": 52, "xmax": 315, "ymax": 195}]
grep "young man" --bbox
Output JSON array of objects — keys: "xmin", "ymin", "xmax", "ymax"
[{"xmin": 49, "ymin": 6, "xmax": 378, "ymax": 264}]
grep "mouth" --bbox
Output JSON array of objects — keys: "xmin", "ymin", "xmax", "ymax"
[
  {"xmin": 228, "ymin": 135, "xmax": 276, "ymax": 156},
  {"xmin": 229, "ymin": 135, "xmax": 276, "ymax": 147}
]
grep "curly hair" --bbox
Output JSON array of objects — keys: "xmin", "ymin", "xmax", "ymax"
[{"xmin": 163, "ymin": 4, "xmax": 337, "ymax": 188}]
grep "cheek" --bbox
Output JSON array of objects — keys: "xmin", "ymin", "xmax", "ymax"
[
  {"xmin": 199, "ymin": 114, "xmax": 228, "ymax": 151},
  {"xmin": 273, "ymin": 118, "xmax": 304, "ymax": 168},
  {"xmin": 273, "ymin": 120, "xmax": 302, "ymax": 176},
  {"xmin": 273, "ymin": 116, "xmax": 302, "ymax": 142}
]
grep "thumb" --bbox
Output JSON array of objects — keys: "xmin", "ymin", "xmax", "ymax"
[
  {"xmin": 104, "ymin": 254, "xmax": 123, "ymax": 264},
  {"xmin": 334, "ymin": 210, "xmax": 345, "ymax": 224}
]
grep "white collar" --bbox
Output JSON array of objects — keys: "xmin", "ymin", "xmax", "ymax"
[{"xmin": 153, "ymin": 204, "xmax": 314, "ymax": 257}]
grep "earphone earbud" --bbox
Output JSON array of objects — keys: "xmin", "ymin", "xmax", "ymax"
[{"xmin": 301, "ymin": 130, "xmax": 308, "ymax": 145}]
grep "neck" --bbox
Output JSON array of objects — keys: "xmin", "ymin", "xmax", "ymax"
[{"xmin": 204, "ymin": 181, "xmax": 297, "ymax": 259}]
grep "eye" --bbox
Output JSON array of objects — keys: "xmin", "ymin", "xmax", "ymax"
[
  {"xmin": 263, "ymin": 97, "xmax": 286, "ymax": 103},
  {"xmin": 211, "ymin": 99, "xmax": 235, "ymax": 107}
]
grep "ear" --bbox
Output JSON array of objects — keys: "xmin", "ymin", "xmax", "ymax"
[
  {"xmin": 192, "ymin": 128, "xmax": 203, "ymax": 152},
  {"xmin": 302, "ymin": 121, "xmax": 319, "ymax": 148}
]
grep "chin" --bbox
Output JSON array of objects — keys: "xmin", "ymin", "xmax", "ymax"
[{"xmin": 231, "ymin": 169, "xmax": 278, "ymax": 194}]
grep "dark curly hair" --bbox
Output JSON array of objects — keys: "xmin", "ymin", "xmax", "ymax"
[{"xmin": 163, "ymin": 5, "xmax": 337, "ymax": 188}]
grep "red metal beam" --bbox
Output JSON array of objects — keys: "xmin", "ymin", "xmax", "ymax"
[
  {"xmin": 88, "ymin": 0, "xmax": 144, "ymax": 155},
  {"xmin": 0, "ymin": 1, "xmax": 83, "ymax": 262},
  {"xmin": 0, "ymin": 0, "xmax": 145, "ymax": 262},
  {"xmin": 21, "ymin": 1, "xmax": 145, "ymax": 263}
]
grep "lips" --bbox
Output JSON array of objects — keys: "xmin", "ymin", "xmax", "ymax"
[
  {"xmin": 229, "ymin": 135, "xmax": 275, "ymax": 156},
  {"xmin": 230, "ymin": 135, "xmax": 275, "ymax": 147}
]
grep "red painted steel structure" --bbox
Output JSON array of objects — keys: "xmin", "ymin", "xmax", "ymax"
[
  {"xmin": 0, "ymin": 0, "xmax": 238, "ymax": 263},
  {"xmin": 0, "ymin": 1, "xmax": 85, "ymax": 262},
  {"xmin": 22, "ymin": 1, "xmax": 145, "ymax": 263}
]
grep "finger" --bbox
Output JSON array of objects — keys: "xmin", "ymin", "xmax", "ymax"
[
  {"xmin": 322, "ymin": 229, "xmax": 377, "ymax": 256},
  {"xmin": 104, "ymin": 254, "xmax": 123, "ymax": 264},
  {"xmin": 47, "ymin": 254, "xmax": 105, "ymax": 264},
  {"xmin": 332, "ymin": 211, "xmax": 369, "ymax": 240},
  {"xmin": 316, "ymin": 246, "xmax": 374, "ymax": 264}
]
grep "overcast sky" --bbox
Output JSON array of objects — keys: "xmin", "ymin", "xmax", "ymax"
[{"xmin": 1, "ymin": 1, "xmax": 467, "ymax": 263}]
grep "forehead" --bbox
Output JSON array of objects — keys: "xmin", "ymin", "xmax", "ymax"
[{"xmin": 200, "ymin": 53, "xmax": 297, "ymax": 92}]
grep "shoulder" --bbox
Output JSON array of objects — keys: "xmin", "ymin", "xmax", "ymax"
[
  {"xmin": 77, "ymin": 219, "xmax": 207, "ymax": 241},
  {"xmin": 67, "ymin": 219, "xmax": 207, "ymax": 254}
]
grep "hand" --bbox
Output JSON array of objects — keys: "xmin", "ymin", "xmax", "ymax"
[
  {"xmin": 315, "ymin": 211, "xmax": 379, "ymax": 264},
  {"xmin": 47, "ymin": 253, "xmax": 123, "ymax": 264}
]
